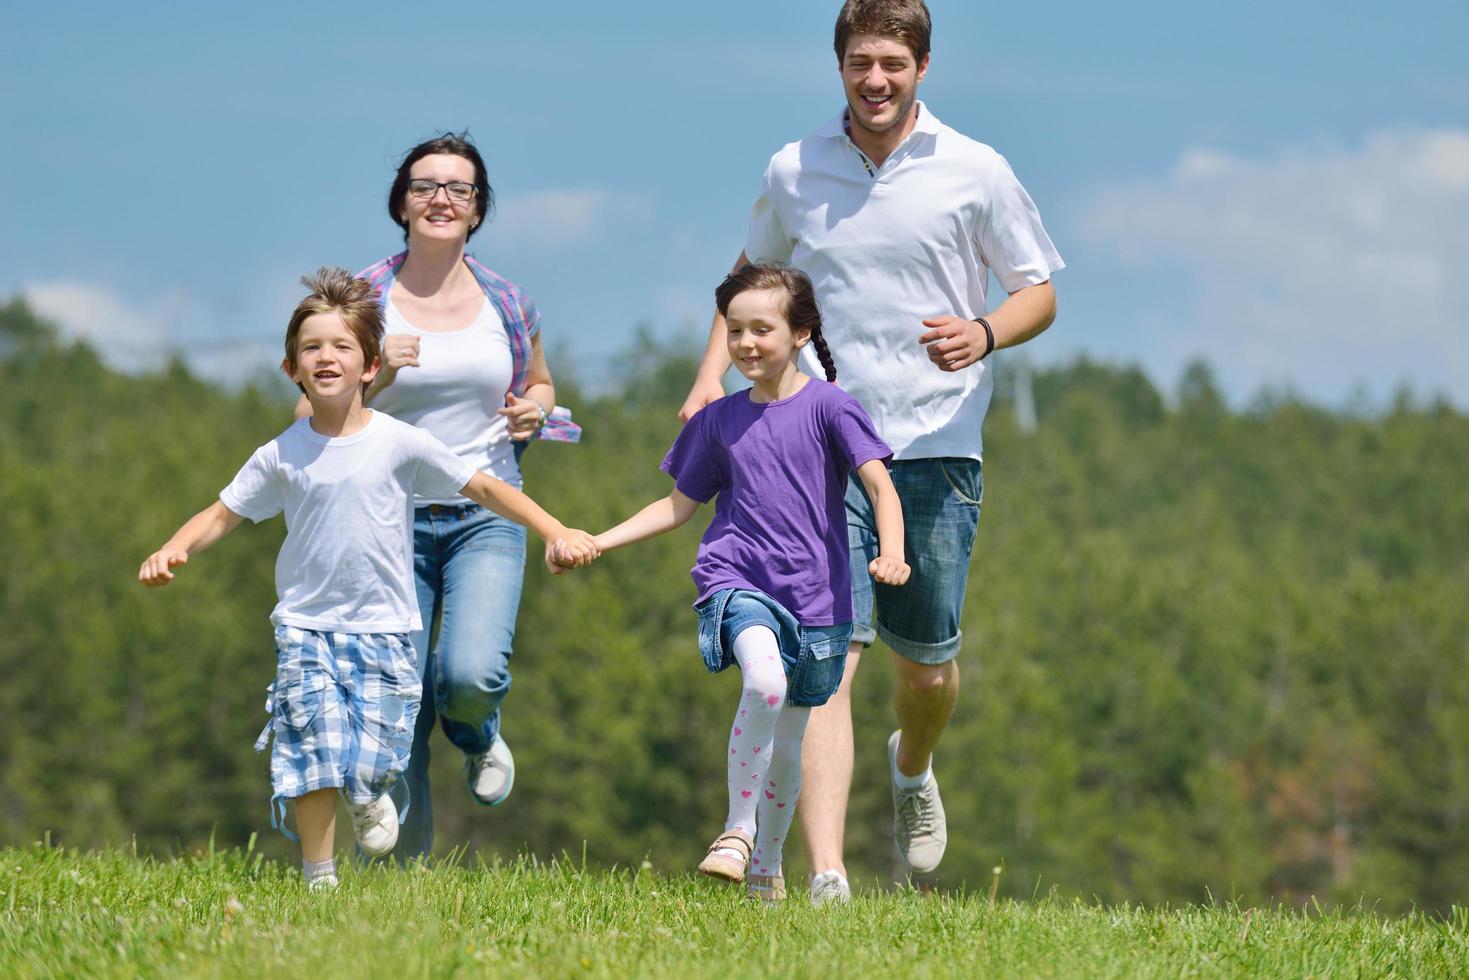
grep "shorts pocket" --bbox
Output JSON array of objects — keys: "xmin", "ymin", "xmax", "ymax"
[
  {"xmin": 275, "ymin": 672, "xmax": 328, "ymax": 731},
  {"xmin": 695, "ymin": 596, "xmax": 728, "ymax": 674},
  {"xmin": 791, "ymin": 636, "xmax": 847, "ymax": 705}
]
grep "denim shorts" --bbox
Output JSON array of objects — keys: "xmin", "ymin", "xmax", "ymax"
[
  {"xmin": 254, "ymin": 626, "xmax": 421, "ymax": 806},
  {"xmin": 847, "ymin": 457, "xmax": 982, "ymax": 665},
  {"xmin": 695, "ymin": 589, "xmax": 853, "ymax": 707}
]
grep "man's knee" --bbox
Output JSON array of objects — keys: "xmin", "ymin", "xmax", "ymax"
[{"xmin": 894, "ymin": 656, "xmax": 958, "ymax": 699}]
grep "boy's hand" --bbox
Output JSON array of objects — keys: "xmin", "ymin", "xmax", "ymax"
[
  {"xmin": 139, "ymin": 548, "xmax": 189, "ymax": 587},
  {"xmin": 869, "ymin": 555, "xmax": 911, "ymax": 586}
]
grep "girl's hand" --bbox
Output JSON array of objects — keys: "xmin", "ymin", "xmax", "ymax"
[
  {"xmin": 381, "ymin": 333, "xmax": 421, "ymax": 374},
  {"xmin": 139, "ymin": 548, "xmax": 189, "ymax": 587},
  {"xmin": 869, "ymin": 555, "xmax": 911, "ymax": 586},
  {"xmin": 499, "ymin": 393, "xmax": 546, "ymax": 442}
]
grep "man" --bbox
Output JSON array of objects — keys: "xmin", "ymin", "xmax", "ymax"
[{"xmin": 678, "ymin": 0, "xmax": 1063, "ymax": 905}]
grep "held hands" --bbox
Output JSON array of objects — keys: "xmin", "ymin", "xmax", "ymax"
[
  {"xmin": 138, "ymin": 548, "xmax": 189, "ymax": 587},
  {"xmin": 544, "ymin": 529, "xmax": 601, "ymax": 575},
  {"xmin": 869, "ymin": 554, "xmax": 911, "ymax": 586},
  {"xmin": 500, "ymin": 393, "xmax": 546, "ymax": 442},
  {"xmin": 918, "ymin": 316, "xmax": 990, "ymax": 372},
  {"xmin": 381, "ymin": 333, "xmax": 421, "ymax": 375}
]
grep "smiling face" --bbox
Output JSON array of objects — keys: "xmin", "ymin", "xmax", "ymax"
[
  {"xmin": 401, "ymin": 153, "xmax": 479, "ymax": 247},
  {"xmin": 725, "ymin": 287, "xmax": 810, "ymax": 390},
  {"xmin": 285, "ymin": 311, "xmax": 379, "ymax": 405},
  {"xmin": 840, "ymin": 33, "xmax": 928, "ymax": 138}
]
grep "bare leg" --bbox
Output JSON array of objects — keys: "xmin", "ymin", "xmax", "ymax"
[
  {"xmin": 798, "ymin": 642, "xmax": 862, "ymax": 877},
  {"xmin": 295, "ymin": 788, "xmax": 339, "ymax": 865},
  {"xmin": 892, "ymin": 656, "xmax": 960, "ymax": 777}
]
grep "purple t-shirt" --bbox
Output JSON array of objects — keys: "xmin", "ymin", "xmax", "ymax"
[{"xmin": 662, "ymin": 378, "xmax": 891, "ymax": 625}]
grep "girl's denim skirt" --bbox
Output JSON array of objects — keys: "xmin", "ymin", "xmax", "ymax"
[{"xmin": 694, "ymin": 588, "xmax": 852, "ymax": 707}]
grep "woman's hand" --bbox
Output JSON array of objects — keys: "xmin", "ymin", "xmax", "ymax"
[
  {"xmin": 869, "ymin": 554, "xmax": 911, "ymax": 586},
  {"xmin": 381, "ymin": 333, "xmax": 421, "ymax": 374},
  {"xmin": 499, "ymin": 392, "xmax": 547, "ymax": 442}
]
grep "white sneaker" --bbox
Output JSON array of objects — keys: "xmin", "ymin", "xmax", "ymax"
[
  {"xmin": 464, "ymin": 736, "xmax": 515, "ymax": 806},
  {"xmin": 307, "ymin": 872, "xmax": 339, "ymax": 892},
  {"xmin": 343, "ymin": 793, "xmax": 399, "ymax": 857},
  {"xmin": 810, "ymin": 870, "xmax": 851, "ymax": 907},
  {"xmin": 889, "ymin": 730, "xmax": 947, "ymax": 873}
]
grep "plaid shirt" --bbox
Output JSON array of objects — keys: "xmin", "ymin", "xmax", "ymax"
[{"xmin": 356, "ymin": 252, "xmax": 581, "ymax": 446}]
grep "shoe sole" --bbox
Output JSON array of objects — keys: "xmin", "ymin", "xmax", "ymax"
[
  {"xmin": 697, "ymin": 859, "xmax": 746, "ymax": 883},
  {"xmin": 468, "ymin": 746, "xmax": 515, "ymax": 807}
]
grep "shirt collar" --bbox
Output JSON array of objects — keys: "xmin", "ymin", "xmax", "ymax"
[{"xmin": 819, "ymin": 100, "xmax": 942, "ymax": 140}]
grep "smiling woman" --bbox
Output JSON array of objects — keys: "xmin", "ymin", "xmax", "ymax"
[{"xmin": 297, "ymin": 131, "xmax": 581, "ymax": 860}]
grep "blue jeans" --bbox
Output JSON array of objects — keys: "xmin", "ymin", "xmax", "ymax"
[
  {"xmin": 847, "ymin": 458, "xmax": 982, "ymax": 665},
  {"xmin": 395, "ymin": 501, "xmax": 526, "ymax": 858}
]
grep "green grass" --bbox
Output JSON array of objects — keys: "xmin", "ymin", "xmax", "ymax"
[{"xmin": 2, "ymin": 845, "xmax": 1465, "ymax": 978}]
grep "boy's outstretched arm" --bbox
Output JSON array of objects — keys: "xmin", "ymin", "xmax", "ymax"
[
  {"xmin": 591, "ymin": 490, "xmax": 701, "ymax": 555},
  {"xmin": 856, "ymin": 460, "xmax": 911, "ymax": 586},
  {"xmin": 457, "ymin": 470, "xmax": 600, "ymax": 570},
  {"xmin": 138, "ymin": 501, "xmax": 245, "ymax": 586}
]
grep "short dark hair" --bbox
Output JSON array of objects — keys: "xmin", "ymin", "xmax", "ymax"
[
  {"xmin": 834, "ymin": 0, "xmax": 932, "ymax": 65},
  {"xmin": 387, "ymin": 131, "xmax": 494, "ymax": 243},
  {"xmin": 715, "ymin": 262, "xmax": 838, "ymax": 383},
  {"xmin": 283, "ymin": 268, "xmax": 384, "ymax": 392}
]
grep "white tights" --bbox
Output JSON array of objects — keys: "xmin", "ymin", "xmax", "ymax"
[{"xmin": 722, "ymin": 626, "xmax": 810, "ymax": 877}]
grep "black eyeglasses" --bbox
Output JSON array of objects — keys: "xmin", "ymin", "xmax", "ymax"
[{"xmin": 407, "ymin": 179, "xmax": 476, "ymax": 203}]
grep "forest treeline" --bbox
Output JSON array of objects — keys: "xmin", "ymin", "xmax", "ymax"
[{"xmin": 2, "ymin": 298, "xmax": 1466, "ymax": 913}]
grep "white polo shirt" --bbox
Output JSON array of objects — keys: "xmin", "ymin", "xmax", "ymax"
[{"xmin": 745, "ymin": 102, "xmax": 1064, "ymax": 460}]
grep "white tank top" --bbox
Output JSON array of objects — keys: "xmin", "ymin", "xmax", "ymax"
[{"xmin": 371, "ymin": 297, "xmax": 521, "ymax": 502}]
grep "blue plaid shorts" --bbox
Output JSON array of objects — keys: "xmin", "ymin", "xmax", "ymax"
[{"xmin": 254, "ymin": 626, "xmax": 421, "ymax": 806}]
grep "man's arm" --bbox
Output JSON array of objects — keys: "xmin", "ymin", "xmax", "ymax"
[
  {"xmin": 677, "ymin": 252, "xmax": 750, "ymax": 421},
  {"xmin": 917, "ymin": 279, "xmax": 1057, "ymax": 372},
  {"xmin": 139, "ymin": 501, "xmax": 246, "ymax": 586}
]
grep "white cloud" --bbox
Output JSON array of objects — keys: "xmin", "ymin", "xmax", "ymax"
[
  {"xmin": 490, "ymin": 189, "xmax": 634, "ymax": 251},
  {"xmin": 20, "ymin": 280, "xmax": 283, "ymax": 384},
  {"xmin": 23, "ymin": 281, "xmax": 175, "ymax": 372},
  {"xmin": 1081, "ymin": 128, "xmax": 1469, "ymax": 404}
]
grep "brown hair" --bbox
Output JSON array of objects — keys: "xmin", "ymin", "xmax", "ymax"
[
  {"xmin": 388, "ymin": 130, "xmax": 494, "ymax": 243},
  {"xmin": 283, "ymin": 268, "xmax": 384, "ymax": 391},
  {"xmin": 833, "ymin": 0, "xmax": 932, "ymax": 65},
  {"xmin": 715, "ymin": 262, "xmax": 837, "ymax": 383}
]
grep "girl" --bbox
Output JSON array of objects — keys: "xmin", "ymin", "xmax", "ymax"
[{"xmin": 573, "ymin": 262, "xmax": 909, "ymax": 902}]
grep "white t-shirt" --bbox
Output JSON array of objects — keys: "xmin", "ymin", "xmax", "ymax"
[
  {"xmin": 220, "ymin": 411, "xmax": 478, "ymax": 633},
  {"xmin": 371, "ymin": 297, "xmax": 520, "ymax": 500},
  {"xmin": 745, "ymin": 102, "xmax": 1065, "ymax": 460}
]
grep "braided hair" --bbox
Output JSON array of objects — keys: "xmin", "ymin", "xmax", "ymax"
[{"xmin": 714, "ymin": 262, "xmax": 837, "ymax": 383}]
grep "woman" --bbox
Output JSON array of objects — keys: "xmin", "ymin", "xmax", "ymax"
[{"xmin": 307, "ymin": 132, "xmax": 578, "ymax": 857}]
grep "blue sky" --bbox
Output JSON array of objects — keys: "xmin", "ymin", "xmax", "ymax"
[{"xmin": 3, "ymin": 1, "xmax": 1466, "ymax": 408}]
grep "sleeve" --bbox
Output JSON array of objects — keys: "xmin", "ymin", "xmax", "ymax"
[
  {"xmin": 514, "ymin": 287, "xmax": 541, "ymax": 340},
  {"xmin": 219, "ymin": 445, "xmax": 285, "ymax": 523},
  {"xmin": 975, "ymin": 154, "xmax": 1066, "ymax": 294},
  {"xmin": 743, "ymin": 163, "xmax": 796, "ymax": 264},
  {"xmin": 659, "ymin": 410, "xmax": 724, "ymax": 504},
  {"xmin": 410, "ymin": 427, "xmax": 479, "ymax": 500},
  {"xmin": 828, "ymin": 394, "xmax": 892, "ymax": 472}
]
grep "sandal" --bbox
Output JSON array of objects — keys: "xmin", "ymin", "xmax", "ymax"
[
  {"xmin": 697, "ymin": 829, "xmax": 753, "ymax": 882},
  {"xmin": 746, "ymin": 872, "xmax": 787, "ymax": 905}
]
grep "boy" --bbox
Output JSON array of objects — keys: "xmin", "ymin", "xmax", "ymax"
[{"xmin": 139, "ymin": 268, "xmax": 598, "ymax": 889}]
